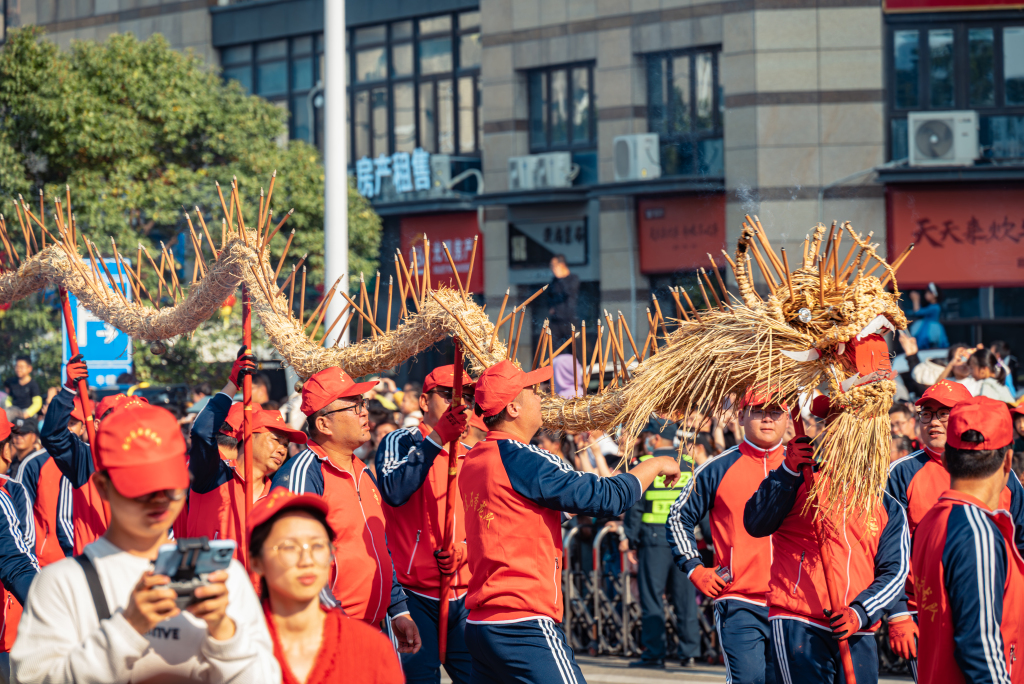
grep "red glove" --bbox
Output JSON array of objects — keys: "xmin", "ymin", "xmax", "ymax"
[
  {"xmin": 433, "ymin": 403, "xmax": 469, "ymax": 444},
  {"xmin": 826, "ymin": 605, "xmax": 863, "ymax": 641},
  {"xmin": 784, "ymin": 436, "xmax": 816, "ymax": 474},
  {"xmin": 229, "ymin": 346, "xmax": 256, "ymax": 387},
  {"xmin": 65, "ymin": 354, "xmax": 88, "ymax": 390},
  {"xmin": 888, "ymin": 616, "xmax": 918, "ymax": 659},
  {"xmin": 689, "ymin": 565, "xmax": 728, "ymax": 599},
  {"xmin": 434, "ymin": 545, "xmax": 466, "ymax": 575}
]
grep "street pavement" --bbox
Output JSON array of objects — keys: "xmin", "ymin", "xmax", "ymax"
[{"xmin": 441, "ymin": 655, "xmax": 914, "ymax": 683}]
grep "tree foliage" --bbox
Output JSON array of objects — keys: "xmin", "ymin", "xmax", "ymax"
[{"xmin": 0, "ymin": 27, "xmax": 380, "ymax": 389}]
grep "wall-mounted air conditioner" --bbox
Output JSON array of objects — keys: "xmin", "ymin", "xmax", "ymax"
[
  {"xmin": 508, "ymin": 155, "xmax": 539, "ymax": 190},
  {"xmin": 614, "ymin": 134, "xmax": 662, "ymax": 181},
  {"xmin": 907, "ymin": 111, "xmax": 979, "ymax": 166},
  {"xmin": 534, "ymin": 152, "xmax": 574, "ymax": 188}
]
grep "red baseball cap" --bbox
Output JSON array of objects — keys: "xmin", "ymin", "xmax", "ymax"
[
  {"xmin": 69, "ymin": 396, "xmax": 88, "ymax": 424},
  {"xmin": 0, "ymin": 413, "xmax": 11, "ymax": 442},
  {"xmin": 300, "ymin": 367, "xmax": 377, "ymax": 416},
  {"xmin": 221, "ymin": 402, "xmax": 246, "ymax": 437},
  {"xmin": 232, "ymin": 408, "xmax": 308, "ymax": 445},
  {"xmin": 946, "ymin": 396, "xmax": 1014, "ymax": 451},
  {"xmin": 245, "ymin": 488, "xmax": 331, "ymax": 547},
  {"xmin": 94, "ymin": 404, "xmax": 189, "ymax": 498},
  {"xmin": 95, "ymin": 393, "xmax": 149, "ymax": 420},
  {"xmin": 915, "ymin": 380, "xmax": 973, "ymax": 408},
  {"xmin": 1009, "ymin": 404, "xmax": 1024, "ymax": 418},
  {"xmin": 740, "ymin": 385, "xmax": 789, "ymax": 411},
  {"xmin": 469, "ymin": 411, "xmax": 487, "ymax": 433},
  {"xmin": 474, "ymin": 360, "xmax": 552, "ymax": 418},
  {"xmin": 423, "ymin": 365, "xmax": 476, "ymax": 394}
]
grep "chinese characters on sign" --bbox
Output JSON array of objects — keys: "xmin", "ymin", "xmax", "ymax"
[
  {"xmin": 888, "ymin": 186, "xmax": 1024, "ymax": 288},
  {"xmin": 636, "ymin": 195, "xmax": 726, "ymax": 274},
  {"xmin": 356, "ymin": 148, "xmax": 432, "ymax": 199},
  {"xmin": 911, "ymin": 216, "xmax": 1024, "ymax": 246},
  {"xmin": 399, "ymin": 213, "xmax": 485, "ymax": 293}
]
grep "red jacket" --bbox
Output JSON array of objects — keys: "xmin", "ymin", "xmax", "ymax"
[
  {"xmin": 264, "ymin": 602, "xmax": 404, "ymax": 684},
  {"xmin": 887, "ymin": 448, "xmax": 1024, "ymax": 614},
  {"xmin": 913, "ymin": 491, "xmax": 1024, "ymax": 684},
  {"xmin": 188, "ymin": 392, "xmax": 273, "ymax": 560},
  {"xmin": 460, "ymin": 432, "xmax": 641, "ymax": 623},
  {"xmin": 272, "ymin": 443, "xmax": 409, "ymax": 625},
  {"xmin": 377, "ymin": 422, "xmax": 470, "ymax": 599},
  {"xmin": 744, "ymin": 465, "xmax": 910, "ymax": 630},
  {"xmin": 667, "ymin": 440, "xmax": 785, "ymax": 606}
]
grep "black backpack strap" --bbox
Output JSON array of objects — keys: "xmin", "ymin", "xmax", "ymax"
[{"xmin": 74, "ymin": 554, "xmax": 110, "ymax": 621}]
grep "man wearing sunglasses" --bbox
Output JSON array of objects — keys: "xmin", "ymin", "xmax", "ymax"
[
  {"xmin": 376, "ymin": 364, "xmax": 473, "ymax": 684},
  {"xmin": 885, "ymin": 380, "xmax": 1024, "ymax": 680},
  {"xmin": 188, "ymin": 349, "xmax": 309, "ymax": 562},
  {"xmin": 12, "ymin": 403, "xmax": 278, "ymax": 683},
  {"xmin": 665, "ymin": 387, "xmax": 788, "ymax": 683},
  {"xmin": 272, "ymin": 367, "xmax": 422, "ymax": 655}
]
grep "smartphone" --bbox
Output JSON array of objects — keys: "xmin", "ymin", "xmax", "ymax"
[{"xmin": 153, "ymin": 538, "xmax": 236, "ymax": 609}]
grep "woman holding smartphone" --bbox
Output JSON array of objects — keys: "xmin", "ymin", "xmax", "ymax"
[
  {"xmin": 11, "ymin": 403, "xmax": 278, "ymax": 684},
  {"xmin": 247, "ymin": 489, "xmax": 404, "ymax": 684}
]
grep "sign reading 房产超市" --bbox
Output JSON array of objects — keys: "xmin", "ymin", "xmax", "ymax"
[
  {"xmin": 885, "ymin": 0, "xmax": 1024, "ymax": 11},
  {"xmin": 636, "ymin": 195, "xmax": 726, "ymax": 275},
  {"xmin": 887, "ymin": 185, "xmax": 1024, "ymax": 289}
]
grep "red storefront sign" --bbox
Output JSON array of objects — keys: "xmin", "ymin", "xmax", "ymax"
[
  {"xmin": 886, "ymin": 184, "xmax": 1024, "ymax": 289},
  {"xmin": 885, "ymin": 0, "xmax": 1023, "ymax": 12},
  {"xmin": 400, "ymin": 213, "xmax": 484, "ymax": 294},
  {"xmin": 637, "ymin": 194, "xmax": 726, "ymax": 274}
]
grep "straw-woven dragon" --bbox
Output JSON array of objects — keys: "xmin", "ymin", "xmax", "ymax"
[{"xmin": 0, "ymin": 181, "xmax": 910, "ymax": 511}]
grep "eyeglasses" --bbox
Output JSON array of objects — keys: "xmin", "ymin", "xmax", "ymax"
[
  {"xmin": 133, "ymin": 488, "xmax": 188, "ymax": 504},
  {"xmin": 270, "ymin": 539, "xmax": 334, "ymax": 567},
  {"xmin": 918, "ymin": 408, "xmax": 950, "ymax": 423},
  {"xmin": 321, "ymin": 398, "xmax": 366, "ymax": 418},
  {"xmin": 747, "ymin": 408, "xmax": 785, "ymax": 421}
]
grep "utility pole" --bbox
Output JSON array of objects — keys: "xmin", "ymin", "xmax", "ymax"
[{"xmin": 323, "ymin": 0, "xmax": 348, "ymax": 346}]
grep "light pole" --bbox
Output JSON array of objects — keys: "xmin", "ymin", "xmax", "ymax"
[{"xmin": 323, "ymin": 0, "xmax": 348, "ymax": 347}]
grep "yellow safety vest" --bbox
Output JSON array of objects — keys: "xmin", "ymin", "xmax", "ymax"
[{"xmin": 639, "ymin": 452, "xmax": 693, "ymax": 524}]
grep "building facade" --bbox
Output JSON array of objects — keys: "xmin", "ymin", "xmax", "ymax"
[{"xmin": 8, "ymin": 0, "xmax": 1024, "ymax": 375}]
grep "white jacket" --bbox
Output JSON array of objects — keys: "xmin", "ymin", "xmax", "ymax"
[{"xmin": 10, "ymin": 536, "xmax": 280, "ymax": 683}]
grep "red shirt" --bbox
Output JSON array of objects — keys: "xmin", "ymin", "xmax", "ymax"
[
  {"xmin": 264, "ymin": 602, "xmax": 403, "ymax": 684},
  {"xmin": 187, "ymin": 467, "xmax": 271, "ymax": 562}
]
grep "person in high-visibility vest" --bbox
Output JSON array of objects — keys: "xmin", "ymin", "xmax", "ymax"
[{"xmin": 623, "ymin": 416, "xmax": 700, "ymax": 669}]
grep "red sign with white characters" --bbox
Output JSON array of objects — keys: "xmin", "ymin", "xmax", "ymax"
[{"xmin": 400, "ymin": 213, "xmax": 484, "ymax": 294}]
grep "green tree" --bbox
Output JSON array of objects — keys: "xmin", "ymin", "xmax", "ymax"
[{"xmin": 0, "ymin": 27, "xmax": 380, "ymax": 389}]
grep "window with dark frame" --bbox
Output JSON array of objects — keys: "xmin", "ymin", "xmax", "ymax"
[
  {"xmin": 349, "ymin": 10, "xmax": 482, "ymax": 165},
  {"xmin": 220, "ymin": 35, "xmax": 325, "ymax": 146},
  {"xmin": 527, "ymin": 63, "xmax": 596, "ymax": 152},
  {"xmin": 646, "ymin": 47, "xmax": 724, "ymax": 177},
  {"xmin": 888, "ymin": 19, "xmax": 1024, "ymax": 162}
]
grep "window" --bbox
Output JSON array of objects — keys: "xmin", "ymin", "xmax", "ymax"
[
  {"xmin": 348, "ymin": 10, "xmax": 482, "ymax": 163},
  {"xmin": 888, "ymin": 21, "xmax": 1024, "ymax": 163},
  {"xmin": 220, "ymin": 34, "xmax": 325, "ymax": 146},
  {"xmin": 646, "ymin": 48, "xmax": 723, "ymax": 177},
  {"xmin": 527, "ymin": 64, "xmax": 595, "ymax": 151}
]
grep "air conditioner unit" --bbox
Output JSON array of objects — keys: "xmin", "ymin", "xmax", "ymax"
[
  {"xmin": 614, "ymin": 134, "xmax": 662, "ymax": 181},
  {"xmin": 534, "ymin": 152, "xmax": 574, "ymax": 188},
  {"xmin": 508, "ymin": 155, "xmax": 539, "ymax": 191},
  {"xmin": 908, "ymin": 111, "xmax": 979, "ymax": 166},
  {"xmin": 429, "ymin": 154, "xmax": 451, "ymax": 190}
]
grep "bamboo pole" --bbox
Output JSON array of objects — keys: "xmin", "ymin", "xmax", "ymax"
[
  {"xmin": 442, "ymin": 242, "xmax": 468, "ymax": 303},
  {"xmin": 386, "ymin": 276, "xmax": 394, "ymax": 334},
  {"xmin": 490, "ymin": 289, "xmax": 509, "ymax": 353}
]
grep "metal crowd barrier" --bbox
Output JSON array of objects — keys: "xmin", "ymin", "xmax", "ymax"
[
  {"xmin": 561, "ymin": 521, "xmax": 913, "ymax": 672},
  {"xmin": 562, "ymin": 522, "xmax": 719, "ymax": 659}
]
